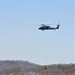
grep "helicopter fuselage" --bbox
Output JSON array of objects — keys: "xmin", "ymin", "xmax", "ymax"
[{"xmin": 39, "ymin": 25, "xmax": 60, "ymax": 31}]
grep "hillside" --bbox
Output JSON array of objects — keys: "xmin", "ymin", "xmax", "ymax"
[
  {"xmin": 0, "ymin": 60, "xmax": 75, "ymax": 75},
  {"xmin": 0, "ymin": 60, "xmax": 38, "ymax": 72}
]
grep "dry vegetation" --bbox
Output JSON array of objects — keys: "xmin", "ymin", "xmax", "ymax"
[{"xmin": 0, "ymin": 60, "xmax": 75, "ymax": 75}]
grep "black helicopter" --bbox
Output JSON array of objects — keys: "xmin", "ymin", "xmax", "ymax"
[{"xmin": 38, "ymin": 23, "xmax": 60, "ymax": 31}]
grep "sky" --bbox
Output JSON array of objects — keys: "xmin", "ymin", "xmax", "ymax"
[{"xmin": 0, "ymin": 0, "xmax": 74, "ymax": 65}]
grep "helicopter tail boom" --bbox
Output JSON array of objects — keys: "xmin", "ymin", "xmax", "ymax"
[{"xmin": 56, "ymin": 25, "xmax": 60, "ymax": 29}]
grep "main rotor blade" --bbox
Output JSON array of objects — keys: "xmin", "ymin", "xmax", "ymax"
[
  {"xmin": 37, "ymin": 23, "xmax": 59, "ymax": 26},
  {"xmin": 37, "ymin": 24, "xmax": 45, "ymax": 26},
  {"xmin": 43, "ymin": 23, "xmax": 56, "ymax": 25}
]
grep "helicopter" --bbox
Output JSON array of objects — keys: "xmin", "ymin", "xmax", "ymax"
[{"xmin": 38, "ymin": 23, "xmax": 60, "ymax": 31}]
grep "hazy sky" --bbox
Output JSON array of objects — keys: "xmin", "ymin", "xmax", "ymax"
[{"xmin": 0, "ymin": 0, "xmax": 74, "ymax": 65}]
